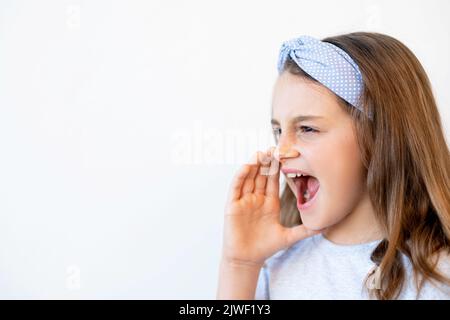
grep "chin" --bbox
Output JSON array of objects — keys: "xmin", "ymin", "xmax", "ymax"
[
  {"xmin": 299, "ymin": 204, "xmax": 335, "ymax": 231},
  {"xmin": 300, "ymin": 216, "xmax": 327, "ymax": 231}
]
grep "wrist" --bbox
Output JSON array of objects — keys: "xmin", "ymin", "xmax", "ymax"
[
  {"xmin": 220, "ymin": 256, "xmax": 264, "ymax": 270},
  {"xmin": 217, "ymin": 257, "xmax": 263, "ymax": 300}
]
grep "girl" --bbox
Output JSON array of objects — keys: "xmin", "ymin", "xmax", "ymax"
[{"xmin": 216, "ymin": 32, "xmax": 450, "ymax": 300}]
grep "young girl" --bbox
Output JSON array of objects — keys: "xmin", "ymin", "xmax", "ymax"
[{"xmin": 217, "ymin": 32, "xmax": 450, "ymax": 300}]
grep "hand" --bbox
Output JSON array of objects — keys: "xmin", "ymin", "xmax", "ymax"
[{"xmin": 221, "ymin": 147, "xmax": 321, "ymax": 267}]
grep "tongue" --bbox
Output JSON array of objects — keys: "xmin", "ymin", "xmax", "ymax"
[
  {"xmin": 307, "ymin": 176, "xmax": 320, "ymax": 198},
  {"xmin": 294, "ymin": 176, "xmax": 320, "ymax": 202}
]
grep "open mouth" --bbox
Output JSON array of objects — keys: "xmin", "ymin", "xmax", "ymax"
[{"xmin": 286, "ymin": 172, "xmax": 320, "ymax": 209}]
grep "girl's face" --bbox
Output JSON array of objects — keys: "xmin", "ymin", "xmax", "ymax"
[{"xmin": 271, "ymin": 71, "xmax": 367, "ymax": 231}]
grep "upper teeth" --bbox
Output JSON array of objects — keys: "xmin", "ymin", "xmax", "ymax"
[{"xmin": 286, "ymin": 173, "xmax": 307, "ymax": 178}]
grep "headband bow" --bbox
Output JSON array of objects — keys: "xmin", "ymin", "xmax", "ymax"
[{"xmin": 277, "ymin": 35, "xmax": 369, "ymax": 117}]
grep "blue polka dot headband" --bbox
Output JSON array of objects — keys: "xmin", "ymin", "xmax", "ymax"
[{"xmin": 277, "ymin": 35, "xmax": 371, "ymax": 118}]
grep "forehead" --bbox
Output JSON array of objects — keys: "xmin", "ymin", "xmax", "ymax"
[{"xmin": 271, "ymin": 72, "xmax": 343, "ymax": 122}]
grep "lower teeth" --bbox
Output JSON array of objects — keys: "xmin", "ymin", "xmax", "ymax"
[{"xmin": 303, "ymin": 190, "xmax": 310, "ymax": 201}]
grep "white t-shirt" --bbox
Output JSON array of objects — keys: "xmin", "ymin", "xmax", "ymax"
[{"xmin": 254, "ymin": 233, "xmax": 450, "ymax": 299}]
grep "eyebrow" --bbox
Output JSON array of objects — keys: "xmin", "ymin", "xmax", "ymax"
[{"xmin": 270, "ymin": 115, "xmax": 324, "ymax": 125}]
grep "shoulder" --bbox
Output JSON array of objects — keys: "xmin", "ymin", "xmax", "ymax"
[
  {"xmin": 423, "ymin": 250, "xmax": 450, "ymax": 298},
  {"xmin": 402, "ymin": 249, "xmax": 450, "ymax": 299},
  {"xmin": 432, "ymin": 250, "xmax": 450, "ymax": 278}
]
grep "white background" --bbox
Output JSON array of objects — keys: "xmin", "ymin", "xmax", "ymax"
[{"xmin": 0, "ymin": 0, "xmax": 449, "ymax": 299}]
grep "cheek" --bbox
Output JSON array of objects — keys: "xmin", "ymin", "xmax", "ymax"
[
  {"xmin": 313, "ymin": 134, "xmax": 366, "ymax": 213},
  {"xmin": 313, "ymin": 129, "xmax": 363, "ymax": 186}
]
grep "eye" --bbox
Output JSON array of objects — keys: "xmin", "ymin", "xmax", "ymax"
[
  {"xmin": 272, "ymin": 127, "xmax": 281, "ymax": 143},
  {"xmin": 272, "ymin": 127, "xmax": 281, "ymax": 136},
  {"xmin": 298, "ymin": 126, "xmax": 318, "ymax": 134}
]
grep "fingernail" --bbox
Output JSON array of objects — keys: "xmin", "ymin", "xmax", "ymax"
[{"xmin": 259, "ymin": 166, "xmax": 270, "ymax": 175}]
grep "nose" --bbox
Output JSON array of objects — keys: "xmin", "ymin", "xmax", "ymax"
[{"xmin": 274, "ymin": 142, "xmax": 300, "ymax": 164}]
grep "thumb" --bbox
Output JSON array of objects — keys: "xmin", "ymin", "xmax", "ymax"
[{"xmin": 283, "ymin": 224, "xmax": 322, "ymax": 249}]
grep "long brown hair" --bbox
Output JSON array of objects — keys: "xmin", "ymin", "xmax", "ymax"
[{"xmin": 278, "ymin": 32, "xmax": 450, "ymax": 299}]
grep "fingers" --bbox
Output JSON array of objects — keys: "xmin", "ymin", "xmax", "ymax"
[
  {"xmin": 266, "ymin": 147, "xmax": 281, "ymax": 198},
  {"xmin": 254, "ymin": 151, "xmax": 272, "ymax": 195},
  {"xmin": 227, "ymin": 164, "xmax": 251, "ymax": 203},
  {"xmin": 283, "ymin": 224, "xmax": 323, "ymax": 249},
  {"xmin": 241, "ymin": 152, "xmax": 262, "ymax": 195},
  {"xmin": 227, "ymin": 148, "xmax": 278, "ymax": 202}
]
